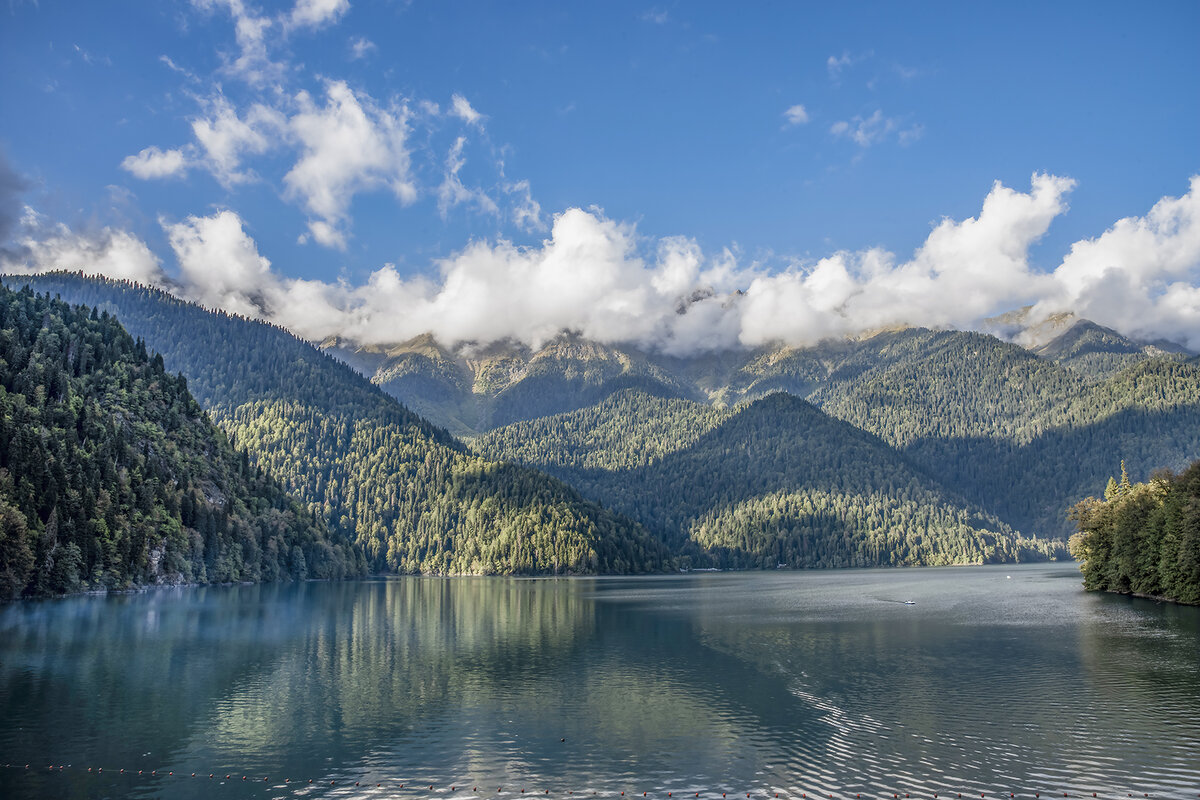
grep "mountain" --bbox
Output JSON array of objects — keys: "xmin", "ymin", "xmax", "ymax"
[
  {"xmin": 476, "ymin": 389, "xmax": 1064, "ymax": 568},
  {"xmin": 1031, "ymin": 319, "xmax": 1191, "ymax": 379},
  {"xmin": 338, "ymin": 323, "xmax": 1199, "ymax": 539},
  {"xmin": 4, "ymin": 273, "xmax": 666, "ymax": 576},
  {"xmin": 0, "ymin": 284, "xmax": 362, "ymax": 599},
  {"xmin": 327, "ymin": 332, "xmax": 691, "ymax": 436}
]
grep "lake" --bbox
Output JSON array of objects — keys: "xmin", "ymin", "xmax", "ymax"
[{"xmin": 1, "ymin": 564, "xmax": 1197, "ymax": 799}]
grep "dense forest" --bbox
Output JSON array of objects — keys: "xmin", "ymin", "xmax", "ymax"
[
  {"xmin": 331, "ymin": 324, "xmax": 1199, "ymax": 540},
  {"xmin": 1068, "ymin": 461, "xmax": 1200, "ymax": 604},
  {"xmin": 5, "ymin": 273, "xmax": 665, "ymax": 576},
  {"xmin": 0, "ymin": 285, "xmax": 363, "ymax": 599},
  {"xmin": 6, "ymin": 272, "xmax": 1196, "ymax": 579},
  {"xmin": 477, "ymin": 389, "xmax": 1065, "ymax": 568}
]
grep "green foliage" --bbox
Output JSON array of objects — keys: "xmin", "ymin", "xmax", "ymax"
[
  {"xmin": 769, "ymin": 329, "xmax": 1200, "ymax": 537},
  {"xmin": 477, "ymin": 390, "xmax": 1067, "ymax": 568},
  {"xmin": 0, "ymin": 284, "xmax": 362, "ymax": 598},
  {"xmin": 338, "ymin": 324, "xmax": 1200, "ymax": 542},
  {"xmin": 7, "ymin": 273, "xmax": 664, "ymax": 576},
  {"xmin": 1069, "ymin": 460, "xmax": 1200, "ymax": 604}
]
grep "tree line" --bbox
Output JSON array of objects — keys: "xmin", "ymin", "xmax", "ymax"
[{"xmin": 1068, "ymin": 460, "xmax": 1200, "ymax": 604}]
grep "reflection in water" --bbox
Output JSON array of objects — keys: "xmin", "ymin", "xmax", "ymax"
[{"xmin": 1, "ymin": 566, "xmax": 1197, "ymax": 800}]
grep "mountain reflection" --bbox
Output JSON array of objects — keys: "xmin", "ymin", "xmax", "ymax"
[{"xmin": 2, "ymin": 568, "xmax": 1197, "ymax": 800}]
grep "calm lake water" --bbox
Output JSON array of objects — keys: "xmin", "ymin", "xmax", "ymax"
[{"xmin": 1, "ymin": 564, "xmax": 1197, "ymax": 800}]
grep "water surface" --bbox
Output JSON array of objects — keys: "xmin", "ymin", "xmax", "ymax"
[{"xmin": 1, "ymin": 564, "xmax": 1197, "ymax": 799}]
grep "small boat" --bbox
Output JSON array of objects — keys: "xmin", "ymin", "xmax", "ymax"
[{"xmin": 903, "ymin": 600, "xmax": 916, "ymax": 605}]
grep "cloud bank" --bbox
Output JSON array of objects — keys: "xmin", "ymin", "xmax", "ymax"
[{"xmin": 4, "ymin": 174, "xmax": 1200, "ymax": 353}]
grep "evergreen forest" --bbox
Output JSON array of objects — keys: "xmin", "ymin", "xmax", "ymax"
[
  {"xmin": 3, "ymin": 273, "xmax": 665, "ymax": 579},
  {"xmin": 0, "ymin": 284, "xmax": 363, "ymax": 599},
  {"xmin": 477, "ymin": 389, "xmax": 1065, "ymax": 568},
  {"xmin": 1068, "ymin": 461, "xmax": 1200, "ymax": 604},
  {"xmin": 4, "ymin": 271, "xmax": 1198, "ymax": 588}
]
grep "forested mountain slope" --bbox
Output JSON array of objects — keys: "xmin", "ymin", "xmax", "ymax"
[
  {"xmin": 327, "ymin": 332, "xmax": 690, "ymax": 436},
  {"xmin": 0, "ymin": 285, "xmax": 361, "ymax": 599},
  {"xmin": 4, "ymin": 273, "xmax": 665, "ymax": 575},
  {"xmin": 477, "ymin": 390, "xmax": 1065, "ymax": 568}
]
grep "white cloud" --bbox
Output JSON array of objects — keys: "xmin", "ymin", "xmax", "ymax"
[
  {"xmin": 349, "ymin": 36, "xmax": 376, "ymax": 60},
  {"xmin": 164, "ymin": 209, "xmax": 279, "ymax": 316},
  {"xmin": 1030, "ymin": 175, "xmax": 1200, "ymax": 349},
  {"xmin": 830, "ymin": 109, "xmax": 896, "ymax": 147},
  {"xmin": 284, "ymin": 80, "xmax": 416, "ymax": 249},
  {"xmin": 290, "ymin": 0, "xmax": 349, "ymax": 29},
  {"xmin": 121, "ymin": 146, "xmax": 190, "ymax": 180},
  {"xmin": 827, "ymin": 51, "xmax": 854, "ymax": 80},
  {"xmin": 506, "ymin": 179, "xmax": 547, "ymax": 233},
  {"xmin": 436, "ymin": 137, "xmax": 499, "ymax": 220},
  {"xmin": 18, "ymin": 174, "xmax": 1200, "ymax": 355},
  {"xmin": 191, "ymin": 0, "xmax": 282, "ymax": 85},
  {"xmin": 449, "ymin": 94, "xmax": 484, "ymax": 127},
  {"xmin": 783, "ymin": 104, "xmax": 810, "ymax": 126},
  {"xmin": 2, "ymin": 213, "xmax": 165, "ymax": 286},
  {"xmin": 191, "ymin": 96, "xmax": 285, "ymax": 187}
]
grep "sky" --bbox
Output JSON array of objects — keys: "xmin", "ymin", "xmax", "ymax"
[{"xmin": 1, "ymin": 0, "xmax": 1198, "ymax": 352}]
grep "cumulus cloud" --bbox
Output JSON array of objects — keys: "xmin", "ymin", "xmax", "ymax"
[
  {"xmin": 1, "ymin": 211, "xmax": 166, "ymax": 286},
  {"xmin": 191, "ymin": 96, "xmax": 285, "ymax": 186},
  {"xmin": 783, "ymin": 104, "xmax": 810, "ymax": 126},
  {"xmin": 164, "ymin": 209, "xmax": 279, "ymax": 316},
  {"xmin": 12, "ymin": 176, "xmax": 1200, "ymax": 355},
  {"xmin": 285, "ymin": 80, "xmax": 416, "ymax": 248},
  {"xmin": 1030, "ymin": 175, "xmax": 1200, "ymax": 349},
  {"xmin": 121, "ymin": 146, "xmax": 191, "ymax": 179}
]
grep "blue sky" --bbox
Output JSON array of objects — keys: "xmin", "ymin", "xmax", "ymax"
[{"xmin": 2, "ymin": 0, "xmax": 1198, "ymax": 352}]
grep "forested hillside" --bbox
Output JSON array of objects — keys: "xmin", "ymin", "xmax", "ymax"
[
  {"xmin": 477, "ymin": 390, "xmax": 1065, "ymax": 568},
  {"xmin": 9, "ymin": 272, "xmax": 1194, "ymax": 574},
  {"xmin": 1068, "ymin": 461, "xmax": 1200, "ymax": 604},
  {"xmin": 0, "ymin": 285, "xmax": 362, "ymax": 599},
  {"xmin": 805, "ymin": 330, "xmax": 1200, "ymax": 535},
  {"xmin": 5, "ymin": 273, "xmax": 665, "ymax": 576}
]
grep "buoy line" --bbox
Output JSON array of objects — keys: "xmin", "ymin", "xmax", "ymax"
[{"xmin": 0, "ymin": 763, "xmax": 1179, "ymax": 798}]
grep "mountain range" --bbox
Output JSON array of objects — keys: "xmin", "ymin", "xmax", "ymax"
[
  {"xmin": 5, "ymin": 271, "xmax": 1199, "ymax": 585},
  {"xmin": 325, "ymin": 320, "xmax": 1199, "ymax": 539}
]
